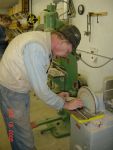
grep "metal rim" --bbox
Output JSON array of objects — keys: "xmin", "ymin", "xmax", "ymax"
[{"xmin": 77, "ymin": 86, "xmax": 98, "ymax": 114}]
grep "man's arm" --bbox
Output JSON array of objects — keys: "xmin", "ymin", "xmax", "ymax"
[
  {"xmin": 23, "ymin": 42, "xmax": 83, "ymax": 110},
  {"xmin": 23, "ymin": 42, "xmax": 65, "ymax": 110}
]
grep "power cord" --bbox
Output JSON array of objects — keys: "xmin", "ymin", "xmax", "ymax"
[{"xmin": 76, "ymin": 49, "xmax": 113, "ymax": 68}]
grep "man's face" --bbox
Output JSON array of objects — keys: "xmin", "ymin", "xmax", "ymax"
[{"xmin": 53, "ymin": 40, "xmax": 73, "ymax": 57}]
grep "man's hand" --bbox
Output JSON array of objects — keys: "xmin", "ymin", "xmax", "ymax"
[
  {"xmin": 63, "ymin": 98, "xmax": 83, "ymax": 110},
  {"xmin": 58, "ymin": 92, "xmax": 70, "ymax": 100}
]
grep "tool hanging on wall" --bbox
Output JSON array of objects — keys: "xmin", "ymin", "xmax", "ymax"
[{"xmin": 84, "ymin": 11, "xmax": 107, "ymax": 42}]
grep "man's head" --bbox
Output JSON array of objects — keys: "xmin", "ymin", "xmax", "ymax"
[{"xmin": 51, "ymin": 25, "xmax": 81, "ymax": 57}]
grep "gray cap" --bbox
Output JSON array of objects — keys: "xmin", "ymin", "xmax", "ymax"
[{"xmin": 58, "ymin": 25, "xmax": 81, "ymax": 49}]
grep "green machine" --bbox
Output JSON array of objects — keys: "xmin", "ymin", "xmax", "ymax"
[
  {"xmin": 44, "ymin": 3, "xmax": 65, "ymax": 31},
  {"xmin": 34, "ymin": 53, "xmax": 79, "ymax": 138},
  {"xmin": 44, "ymin": 3, "xmax": 79, "ymax": 96},
  {"xmin": 48, "ymin": 54, "xmax": 78, "ymax": 96},
  {"xmin": 32, "ymin": 3, "xmax": 80, "ymax": 138}
]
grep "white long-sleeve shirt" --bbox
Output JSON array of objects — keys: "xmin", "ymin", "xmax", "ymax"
[{"xmin": 23, "ymin": 42, "xmax": 64, "ymax": 109}]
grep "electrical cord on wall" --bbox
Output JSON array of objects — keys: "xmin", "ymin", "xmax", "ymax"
[
  {"xmin": 57, "ymin": 1, "xmax": 69, "ymax": 19},
  {"xmin": 76, "ymin": 49, "xmax": 113, "ymax": 68}
]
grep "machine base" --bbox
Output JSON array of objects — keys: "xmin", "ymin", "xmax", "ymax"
[{"xmin": 70, "ymin": 111, "xmax": 113, "ymax": 150}]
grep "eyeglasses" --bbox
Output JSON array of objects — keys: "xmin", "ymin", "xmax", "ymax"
[
  {"xmin": 60, "ymin": 39, "xmax": 72, "ymax": 53},
  {"xmin": 61, "ymin": 39, "xmax": 70, "ymax": 44},
  {"xmin": 61, "ymin": 39, "xmax": 72, "ymax": 48}
]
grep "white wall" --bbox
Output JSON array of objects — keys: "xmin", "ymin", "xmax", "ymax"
[
  {"xmin": 32, "ymin": 0, "xmax": 52, "ymax": 24},
  {"xmin": 72, "ymin": 0, "xmax": 113, "ymax": 92},
  {"xmin": 32, "ymin": 0, "xmax": 113, "ymax": 92}
]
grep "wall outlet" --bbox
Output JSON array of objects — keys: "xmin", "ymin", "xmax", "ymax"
[
  {"xmin": 90, "ymin": 48, "xmax": 98, "ymax": 62},
  {"xmin": 90, "ymin": 54, "xmax": 97, "ymax": 62}
]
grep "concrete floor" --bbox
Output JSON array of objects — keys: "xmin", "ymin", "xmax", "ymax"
[{"xmin": 0, "ymin": 91, "xmax": 70, "ymax": 150}]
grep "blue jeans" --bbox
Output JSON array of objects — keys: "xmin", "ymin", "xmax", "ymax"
[{"xmin": 0, "ymin": 85, "xmax": 36, "ymax": 150}]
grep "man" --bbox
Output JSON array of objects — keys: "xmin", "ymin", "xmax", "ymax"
[
  {"xmin": 0, "ymin": 24, "xmax": 83, "ymax": 150},
  {"xmin": 0, "ymin": 16, "xmax": 12, "ymax": 58}
]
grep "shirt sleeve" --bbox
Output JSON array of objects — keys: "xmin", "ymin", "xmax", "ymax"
[{"xmin": 23, "ymin": 42, "xmax": 64, "ymax": 110}]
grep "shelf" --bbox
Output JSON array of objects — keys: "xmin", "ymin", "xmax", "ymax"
[
  {"xmin": 0, "ymin": 0, "xmax": 18, "ymax": 9},
  {"xmin": 88, "ymin": 12, "xmax": 108, "ymax": 16}
]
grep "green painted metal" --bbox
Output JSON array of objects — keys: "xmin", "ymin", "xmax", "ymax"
[
  {"xmin": 44, "ymin": 3, "xmax": 64, "ymax": 31},
  {"xmin": 32, "ymin": 109, "xmax": 70, "ymax": 138},
  {"xmin": 51, "ymin": 53, "xmax": 78, "ymax": 96},
  {"xmin": 44, "ymin": 4, "xmax": 78, "ymax": 96},
  {"xmin": 35, "ymin": 3, "xmax": 78, "ymax": 138}
]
